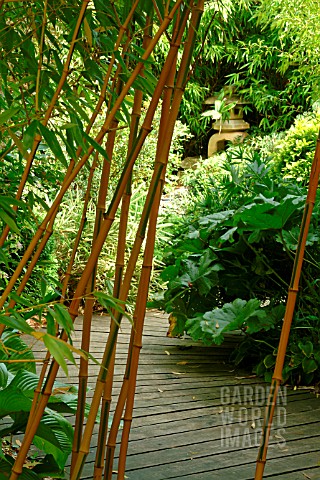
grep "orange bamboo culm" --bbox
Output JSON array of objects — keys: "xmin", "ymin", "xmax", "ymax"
[
  {"xmin": 70, "ymin": 121, "xmax": 115, "ymax": 473},
  {"xmin": 103, "ymin": 7, "xmax": 186, "ymax": 479},
  {"xmin": 255, "ymin": 132, "xmax": 320, "ymax": 479},
  {"xmin": 116, "ymin": 3, "xmax": 205, "ymax": 478},
  {"xmin": 93, "ymin": 15, "xmax": 153, "ymax": 479},
  {"xmin": 8, "ymin": 4, "xmax": 185, "ymax": 479}
]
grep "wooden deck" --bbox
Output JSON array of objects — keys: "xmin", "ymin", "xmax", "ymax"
[{"xmin": 56, "ymin": 310, "xmax": 320, "ymax": 480}]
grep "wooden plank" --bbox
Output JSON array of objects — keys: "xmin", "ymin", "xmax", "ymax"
[
  {"xmin": 121, "ymin": 436, "xmax": 320, "ymax": 480},
  {"xmin": 27, "ymin": 313, "xmax": 320, "ymax": 479}
]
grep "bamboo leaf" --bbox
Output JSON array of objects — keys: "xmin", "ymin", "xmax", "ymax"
[
  {"xmin": 43, "ymin": 334, "xmax": 69, "ymax": 376},
  {"xmin": 53, "ymin": 304, "xmax": 74, "ymax": 336},
  {"xmin": 0, "ymin": 107, "xmax": 19, "ymax": 125},
  {"xmin": 83, "ymin": 17, "xmax": 93, "ymax": 47},
  {"xmin": 82, "ymin": 131, "xmax": 110, "ymax": 163},
  {"xmin": 8, "ymin": 129, "xmax": 29, "ymax": 160},
  {"xmin": 39, "ymin": 124, "xmax": 68, "ymax": 167},
  {"xmin": 0, "ymin": 314, "xmax": 33, "ymax": 334},
  {"xmin": 0, "ymin": 209, "xmax": 20, "ymax": 234}
]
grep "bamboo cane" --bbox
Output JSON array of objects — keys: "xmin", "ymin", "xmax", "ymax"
[
  {"xmin": 93, "ymin": 15, "xmax": 152, "ymax": 477},
  {"xmin": 70, "ymin": 152, "xmax": 166, "ymax": 480},
  {"xmin": 93, "ymin": 80, "xmax": 142, "ymax": 480},
  {"xmin": 70, "ymin": 122, "xmax": 115, "ymax": 472},
  {"xmin": 116, "ymin": 3, "xmax": 204, "ymax": 476},
  {"xmin": 0, "ymin": 0, "xmax": 91, "ymax": 247},
  {"xmin": 255, "ymin": 132, "xmax": 320, "ymax": 479},
  {"xmin": 104, "ymin": 7, "xmax": 197, "ymax": 476},
  {"xmin": 61, "ymin": 154, "xmax": 98, "ymax": 300},
  {"xmin": 103, "ymin": 19, "xmax": 183, "ymax": 480},
  {"xmin": 70, "ymin": 22, "xmax": 133, "ymax": 466},
  {"xmin": 5, "ymin": 160, "xmax": 75, "ymax": 312},
  {"xmin": 8, "ymin": 4, "xmax": 186, "ymax": 478}
]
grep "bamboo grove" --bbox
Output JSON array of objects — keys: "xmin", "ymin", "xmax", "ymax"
[
  {"xmin": 0, "ymin": 0, "xmax": 205, "ymax": 478},
  {"xmin": 1, "ymin": 0, "xmax": 319, "ymax": 479}
]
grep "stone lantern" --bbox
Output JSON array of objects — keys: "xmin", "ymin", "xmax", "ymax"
[{"xmin": 205, "ymin": 93, "xmax": 250, "ymax": 157}]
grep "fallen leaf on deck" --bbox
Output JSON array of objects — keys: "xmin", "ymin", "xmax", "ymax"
[
  {"xmin": 164, "ymin": 350, "xmax": 170, "ymax": 355},
  {"xmin": 171, "ymin": 371, "xmax": 186, "ymax": 375},
  {"xmin": 158, "ymin": 388, "xmax": 163, "ymax": 393},
  {"xmin": 176, "ymin": 361, "xmax": 188, "ymax": 365}
]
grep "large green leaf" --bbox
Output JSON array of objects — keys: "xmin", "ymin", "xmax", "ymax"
[
  {"xmin": 0, "ymin": 363, "xmax": 8, "ymax": 389},
  {"xmin": 186, "ymin": 298, "xmax": 265, "ymax": 345},
  {"xmin": 0, "ymin": 457, "xmax": 39, "ymax": 480},
  {"xmin": 34, "ymin": 410, "xmax": 73, "ymax": 470},
  {"xmin": 0, "ymin": 385, "xmax": 32, "ymax": 418}
]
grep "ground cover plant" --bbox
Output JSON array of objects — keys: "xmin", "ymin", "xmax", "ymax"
[{"xmin": 153, "ymin": 115, "xmax": 320, "ymax": 386}]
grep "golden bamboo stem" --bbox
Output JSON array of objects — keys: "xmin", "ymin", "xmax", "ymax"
[
  {"xmin": 5, "ymin": 161, "xmax": 75, "ymax": 313},
  {"xmin": 70, "ymin": 157, "xmax": 166, "ymax": 480},
  {"xmin": 35, "ymin": 0, "xmax": 47, "ymax": 114},
  {"xmin": 61, "ymin": 155, "xmax": 98, "ymax": 300},
  {"xmin": 70, "ymin": 122, "xmax": 116, "ymax": 472},
  {"xmin": 255, "ymin": 133, "xmax": 320, "ymax": 479},
  {"xmin": 93, "ymin": 17, "xmax": 151, "ymax": 478},
  {"xmin": 0, "ymin": 0, "xmax": 91, "ymax": 247},
  {"xmin": 116, "ymin": 3, "xmax": 205, "ymax": 476},
  {"xmin": 103, "ymin": 7, "xmax": 193, "ymax": 477}
]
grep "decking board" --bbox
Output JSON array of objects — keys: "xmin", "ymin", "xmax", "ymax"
[{"xmin": 28, "ymin": 311, "xmax": 320, "ymax": 479}]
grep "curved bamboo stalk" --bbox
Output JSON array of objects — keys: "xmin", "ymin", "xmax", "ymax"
[
  {"xmin": 103, "ymin": 16, "xmax": 184, "ymax": 477},
  {"xmin": 61, "ymin": 155, "xmax": 98, "ymax": 300},
  {"xmin": 70, "ymin": 122, "xmax": 115, "ymax": 472},
  {"xmin": 116, "ymin": 3, "xmax": 204, "ymax": 477},
  {"xmin": 255, "ymin": 133, "xmax": 320, "ymax": 479},
  {"xmin": 0, "ymin": 0, "xmax": 91, "ymax": 247},
  {"xmin": 0, "ymin": 160, "xmax": 75, "ymax": 339},
  {"xmin": 93, "ymin": 16, "xmax": 152, "ymax": 478},
  {"xmin": 35, "ymin": 0, "xmax": 47, "ymax": 114},
  {"xmin": 71, "ymin": 161, "xmax": 165, "ymax": 480},
  {"xmin": 8, "ymin": 159, "xmax": 75, "ymax": 310},
  {"xmin": 117, "ymin": 183, "xmax": 162, "ymax": 480}
]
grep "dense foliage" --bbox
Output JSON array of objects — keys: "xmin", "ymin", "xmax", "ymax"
[
  {"xmin": 153, "ymin": 114, "xmax": 320, "ymax": 385},
  {"xmin": 175, "ymin": 0, "xmax": 320, "ymax": 154},
  {"xmin": 0, "ymin": 328, "xmax": 81, "ymax": 476}
]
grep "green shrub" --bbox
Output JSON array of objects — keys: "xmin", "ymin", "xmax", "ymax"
[
  {"xmin": 154, "ymin": 143, "xmax": 320, "ymax": 385},
  {"xmin": 270, "ymin": 110, "xmax": 320, "ymax": 182}
]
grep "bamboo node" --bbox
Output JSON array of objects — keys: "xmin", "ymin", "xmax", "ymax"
[
  {"xmin": 288, "ymin": 287, "xmax": 299, "ymax": 294},
  {"xmin": 272, "ymin": 374, "xmax": 282, "ymax": 384},
  {"xmin": 133, "ymin": 342, "xmax": 142, "ymax": 349},
  {"xmin": 34, "ymin": 133, "xmax": 42, "ymax": 142}
]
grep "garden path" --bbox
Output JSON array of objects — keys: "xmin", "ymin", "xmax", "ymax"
[{"xmin": 60, "ymin": 311, "xmax": 320, "ymax": 479}]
